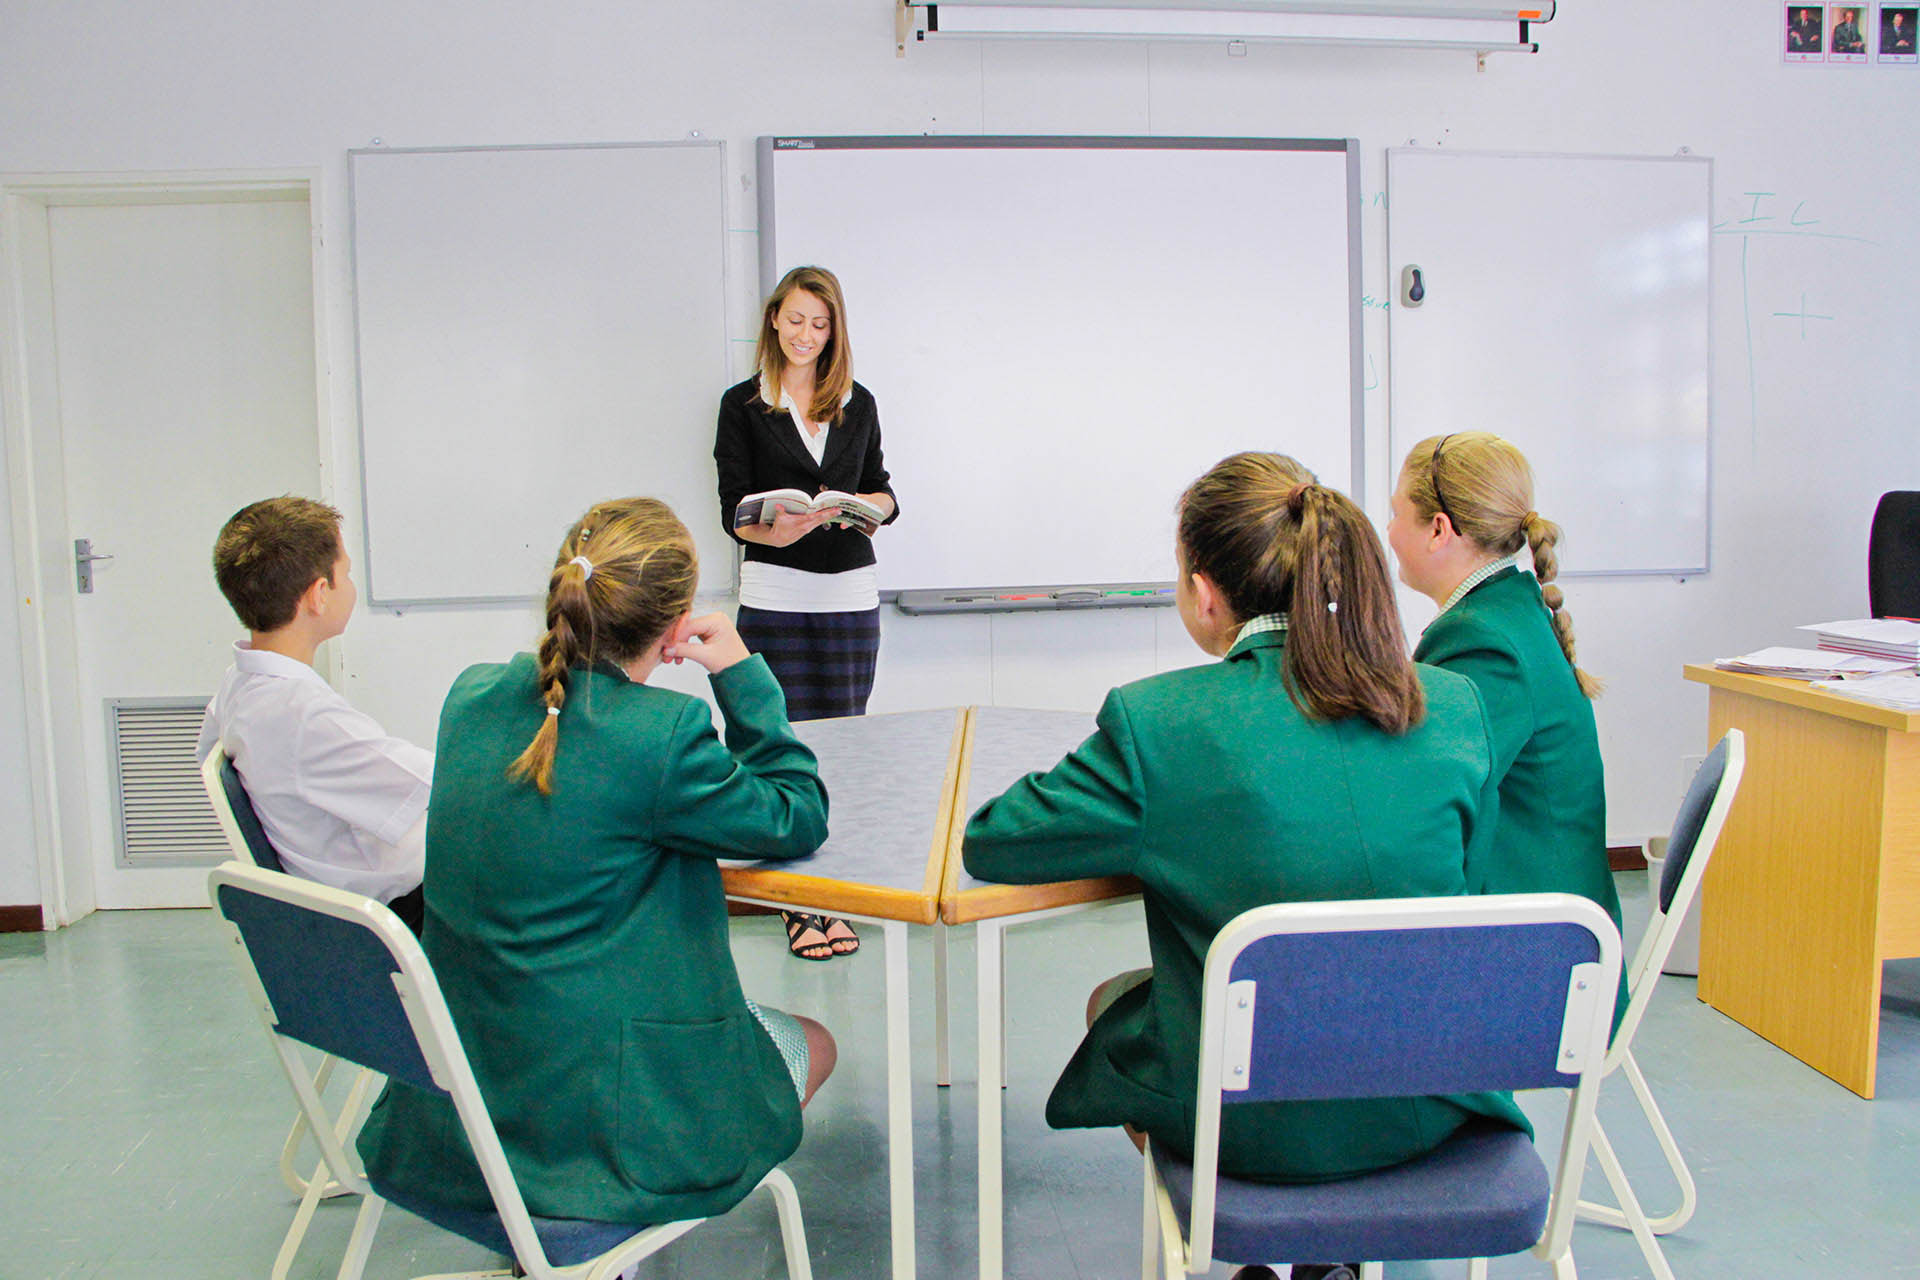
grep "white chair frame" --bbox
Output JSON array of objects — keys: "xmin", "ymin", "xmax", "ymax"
[
  {"xmin": 200, "ymin": 744, "xmax": 370, "ymax": 1220},
  {"xmin": 209, "ymin": 861, "xmax": 814, "ymax": 1280},
  {"xmin": 1146, "ymin": 892, "xmax": 1623, "ymax": 1280},
  {"xmin": 1574, "ymin": 729, "xmax": 1746, "ymax": 1280}
]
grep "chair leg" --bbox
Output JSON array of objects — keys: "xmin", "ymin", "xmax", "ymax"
[
  {"xmin": 1141, "ymin": 1147, "xmax": 1159, "ymax": 1280},
  {"xmin": 1466, "ymin": 1259, "xmax": 1489, "ymax": 1280},
  {"xmin": 1358, "ymin": 1264, "xmax": 1384, "ymax": 1279},
  {"xmin": 762, "ymin": 1166, "xmax": 814, "ymax": 1280},
  {"xmin": 1586, "ymin": 1118, "xmax": 1676, "ymax": 1280},
  {"xmin": 1621, "ymin": 1050, "xmax": 1699, "ymax": 1234},
  {"xmin": 271, "ymin": 1155, "xmax": 336, "ymax": 1280},
  {"xmin": 271, "ymin": 1065, "xmax": 384, "ymax": 1280},
  {"xmin": 1141, "ymin": 1144, "xmax": 1188, "ymax": 1280},
  {"xmin": 333, "ymin": 1192, "xmax": 385, "ymax": 1280},
  {"xmin": 1549, "ymin": 1249, "xmax": 1578, "ymax": 1279},
  {"xmin": 1576, "ymin": 1052, "xmax": 1696, "ymax": 1236},
  {"xmin": 279, "ymin": 1052, "xmax": 339, "ymax": 1196}
]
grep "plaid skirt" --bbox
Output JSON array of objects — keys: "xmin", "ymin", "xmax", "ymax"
[{"xmin": 736, "ymin": 605, "xmax": 880, "ymax": 722}]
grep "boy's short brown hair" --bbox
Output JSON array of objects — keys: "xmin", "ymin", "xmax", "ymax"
[{"xmin": 212, "ymin": 496, "xmax": 344, "ymax": 632}]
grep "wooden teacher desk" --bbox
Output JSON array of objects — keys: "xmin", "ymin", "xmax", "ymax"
[
  {"xmin": 1682, "ymin": 664, "xmax": 1920, "ymax": 1098},
  {"xmin": 721, "ymin": 705, "xmax": 1136, "ymax": 1280}
]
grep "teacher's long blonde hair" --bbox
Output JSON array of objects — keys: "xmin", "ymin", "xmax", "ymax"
[{"xmin": 755, "ymin": 265, "xmax": 854, "ymax": 427}]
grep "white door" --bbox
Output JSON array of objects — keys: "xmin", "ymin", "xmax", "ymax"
[{"xmin": 45, "ymin": 196, "xmax": 321, "ymax": 909}]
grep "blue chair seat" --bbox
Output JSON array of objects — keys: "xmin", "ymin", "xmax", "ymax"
[
  {"xmin": 1154, "ymin": 1119, "xmax": 1550, "ymax": 1265},
  {"xmin": 373, "ymin": 1182, "xmax": 641, "ymax": 1267}
]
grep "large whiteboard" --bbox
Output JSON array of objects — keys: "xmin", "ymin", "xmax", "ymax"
[
  {"xmin": 350, "ymin": 142, "xmax": 731, "ymax": 605},
  {"xmin": 759, "ymin": 136, "xmax": 1362, "ymax": 595},
  {"xmin": 1387, "ymin": 149, "xmax": 1712, "ymax": 576}
]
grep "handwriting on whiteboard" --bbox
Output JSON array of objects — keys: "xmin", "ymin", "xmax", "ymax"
[{"xmin": 1714, "ymin": 191, "xmax": 1878, "ymax": 440}]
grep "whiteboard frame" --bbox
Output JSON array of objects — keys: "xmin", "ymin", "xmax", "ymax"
[
  {"xmin": 1386, "ymin": 146, "xmax": 1713, "ymax": 579},
  {"xmin": 347, "ymin": 139, "xmax": 733, "ymax": 608},
  {"xmin": 758, "ymin": 134, "xmax": 1365, "ymax": 604}
]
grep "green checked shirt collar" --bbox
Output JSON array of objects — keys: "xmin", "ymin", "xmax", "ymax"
[
  {"xmin": 1235, "ymin": 613, "xmax": 1288, "ymax": 645},
  {"xmin": 1438, "ymin": 552, "xmax": 1521, "ymax": 616}
]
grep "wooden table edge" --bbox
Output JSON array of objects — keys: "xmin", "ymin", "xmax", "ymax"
[
  {"xmin": 936, "ymin": 707, "xmax": 978, "ymax": 910},
  {"xmin": 1684, "ymin": 663, "xmax": 1920, "ymax": 733},
  {"xmin": 941, "ymin": 876, "xmax": 1144, "ymax": 925},
  {"xmin": 721, "ymin": 870, "xmax": 941, "ymax": 926}
]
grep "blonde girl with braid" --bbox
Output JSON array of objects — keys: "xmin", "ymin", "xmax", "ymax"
[
  {"xmin": 964, "ymin": 454, "xmax": 1526, "ymax": 1260},
  {"xmin": 358, "ymin": 497, "xmax": 839, "ymax": 1230},
  {"xmin": 1388, "ymin": 433, "xmax": 1624, "ymax": 981}
]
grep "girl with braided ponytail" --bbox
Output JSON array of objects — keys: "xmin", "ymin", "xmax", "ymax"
[
  {"xmin": 1388, "ymin": 433, "xmax": 1623, "ymax": 957},
  {"xmin": 358, "ymin": 496, "xmax": 838, "ymax": 1230},
  {"xmin": 964, "ymin": 454, "xmax": 1527, "ymax": 1247}
]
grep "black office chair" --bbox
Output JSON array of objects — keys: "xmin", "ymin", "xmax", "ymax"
[{"xmin": 1868, "ymin": 491, "xmax": 1920, "ymax": 619}]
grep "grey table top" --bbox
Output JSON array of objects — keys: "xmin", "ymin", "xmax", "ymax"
[
  {"xmin": 721, "ymin": 705, "xmax": 1139, "ymax": 926},
  {"xmin": 722, "ymin": 708, "xmax": 965, "ymax": 924},
  {"xmin": 944, "ymin": 707, "xmax": 1141, "ymax": 923}
]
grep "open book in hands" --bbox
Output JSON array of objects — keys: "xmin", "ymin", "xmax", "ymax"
[{"xmin": 733, "ymin": 489, "xmax": 885, "ymax": 535}]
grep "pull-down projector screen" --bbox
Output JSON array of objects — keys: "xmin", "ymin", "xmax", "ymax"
[{"xmin": 757, "ymin": 135, "xmax": 1362, "ymax": 596}]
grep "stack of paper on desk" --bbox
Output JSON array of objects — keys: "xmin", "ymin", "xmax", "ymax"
[
  {"xmin": 1800, "ymin": 618, "xmax": 1920, "ymax": 661},
  {"xmin": 1810, "ymin": 672, "xmax": 1920, "ymax": 710},
  {"xmin": 1715, "ymin": 647, "xmax": 1917, "ymax": 679}
]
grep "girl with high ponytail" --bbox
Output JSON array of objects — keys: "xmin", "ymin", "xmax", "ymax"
[
  {"xmin": 358, "ymin": 496, "xmax": 839, "ymax": 1231},
  {"xmin": 1388, "ymin": 433, "xmax": 1623, "ymax": 957},
  {"xmin": 964, "ymin": 452, "xmax": 1527, "ymax": 1223}
]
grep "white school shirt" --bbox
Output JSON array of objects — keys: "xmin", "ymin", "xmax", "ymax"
[
  {"xmin": 196, "ymin": 641, "xmax": 433, "ymax": 903},
  {"xmin": 739, "ymin": 375, "xmax": 880, "ymax": 613}
]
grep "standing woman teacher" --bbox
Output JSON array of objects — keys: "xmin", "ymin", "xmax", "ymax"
[{"xmin": 715, "ymin": 265, "xmax": 899, "ymax": 961}]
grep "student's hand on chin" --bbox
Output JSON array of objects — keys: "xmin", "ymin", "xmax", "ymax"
[{"xmin": 664, "ymin": 612, "xmax": 750, "ymax": 673}]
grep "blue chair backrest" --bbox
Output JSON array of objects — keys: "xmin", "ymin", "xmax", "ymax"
[
  {"xmin": 218, "ymin": 755, "xmax": 287, "ymax": 872},
  {"xmin": 1225, "ymin": 918, "xmax": 1601, "ymax": 1102},
  {"xmin": 213, "ymin": 879, "xmax": 444, "ymax": 1095},
  {"xmin": 1658, "ymin": 734, "xmax": 1732, "ymax": 915}
]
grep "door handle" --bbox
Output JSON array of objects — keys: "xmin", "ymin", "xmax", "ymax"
[{"xmin": 75, "ymin": 538, "xmax": 115, "ymax": 594}]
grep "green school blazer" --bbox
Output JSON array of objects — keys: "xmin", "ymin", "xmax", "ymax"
[
  {"xmin": 1414, "ymin": 568, "xmax": 1621, "ymax": 930},
  {"xmin": 961, "ymin": 629, "xmax": 1530, "ymax": 1184},
  {"xmin": 356, "ymin": 653, "xmax": 827, "ymax": 1226}
]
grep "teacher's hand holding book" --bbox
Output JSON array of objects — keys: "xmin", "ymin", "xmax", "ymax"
[
  {"xmin": 734, "ymin": 488, "xmax": 888, "ymax": 540},
  {"xmin": 736, "ymin": 500, "xmax": 842, "ymax": 547}
]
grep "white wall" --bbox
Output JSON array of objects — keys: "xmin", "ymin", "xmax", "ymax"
[{"xmin": 3, "ymin": 0, "xmax": 1916, "ymax": 910}]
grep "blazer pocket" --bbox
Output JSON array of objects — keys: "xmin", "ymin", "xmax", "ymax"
[{"xmin": 616, "ymin": 1015, "xmax": 755, "ymax": 1194}]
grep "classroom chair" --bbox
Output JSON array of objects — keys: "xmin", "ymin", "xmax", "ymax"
[
  {"xmin": 207, "ymin": 861, "xmax": 814, "ymax": 1280},
  {"xmin": 1868, "ymin": 491, "xmax": 1920, "ymax": 619},
  {"xmin": 1142, "ymin": 893, "xmax": 1621, "ymax": 1280},
  {"xmin": 200, "ymin": 744, "xmax": 372, "ymax": 1214},
  {"xmin": 1574, "ymin": 729, "xmax": 1746, "ymax": 1280}
]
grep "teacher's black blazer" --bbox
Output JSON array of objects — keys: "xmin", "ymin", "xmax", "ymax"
[{"xmin": 714, "ymin": 377, "xmax": 900, "ymax": 576}]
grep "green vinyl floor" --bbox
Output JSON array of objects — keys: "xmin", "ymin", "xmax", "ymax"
[{"xmin": 3, "ymin": 872, "xmax": 1918, "ymax": 1279}]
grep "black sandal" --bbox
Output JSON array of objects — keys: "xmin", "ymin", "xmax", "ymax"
[
  {"xmin": 819, "ymin": 915, "xmax": 860, "ymax": 956},
  {"xmin": 782, "ymin": 911, "xmax": 834, "ymax": 961}
]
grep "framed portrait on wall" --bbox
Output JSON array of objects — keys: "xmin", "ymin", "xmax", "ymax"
[
  {"xmin": 1786, "ymin": 4, "xmax": 1826, "ymax": 60},
  {"xmin": 1879, "ymin": 5, "xmax": 1917, "ymax": 60},
  {"xmin": 1829, "ymin": 5, "xmax": 1869, "ymax": 59}
]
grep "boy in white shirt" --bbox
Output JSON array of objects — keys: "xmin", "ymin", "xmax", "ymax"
[{"xmin": 197, "ymin": 497, "xmax": 432, "ymax": 932}]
